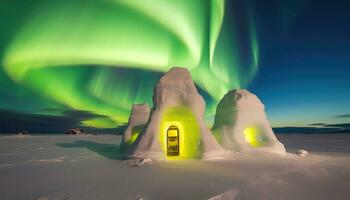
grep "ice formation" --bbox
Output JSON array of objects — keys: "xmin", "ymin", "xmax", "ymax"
[
  {"xmin": 126, "ymin": 67, "xmax": 224, "ymax": 160},
  {"xmin": 212, "ymin": 89, "xmax": 286, "ymax": 153},
  {"xmin": 122, "ymin": 103, "xmax": 150, "ymax": 147}
]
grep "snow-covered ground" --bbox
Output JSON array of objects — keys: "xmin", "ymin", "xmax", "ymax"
[{"xmin": 0, "ymin": 134, "xmax": 349, "ymax": 200}]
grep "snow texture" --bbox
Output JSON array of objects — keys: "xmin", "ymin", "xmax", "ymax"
[
  {"xmin": 212, "ymin": 89, "xmax": 286, "ymax": 153},
  {"xmin": 1, "ymin": 134, "xmax": 350, "ymax": 200}
]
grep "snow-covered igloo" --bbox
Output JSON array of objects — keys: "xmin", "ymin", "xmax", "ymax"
[
  {"xmin": 125, "ymin": 67, "xmax": 225, "ymax": 160},
  {"xmin": 211, "ymin": 89, "xmax": 286, "ymax": 153}
]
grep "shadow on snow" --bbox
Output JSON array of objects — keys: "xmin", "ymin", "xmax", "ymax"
[{"xmin": 56, "ymin": 140, "xmax": 124, "ymax": 160}]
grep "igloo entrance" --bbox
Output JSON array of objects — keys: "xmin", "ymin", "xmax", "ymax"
[{"xmin": 167, "ymin": 125, "xmax": 180, "ymax": 156}]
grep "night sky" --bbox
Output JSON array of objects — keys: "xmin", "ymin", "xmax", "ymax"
[{"xmin": 0, "ymin": 0, "xmax": 349, "ymax": 134}]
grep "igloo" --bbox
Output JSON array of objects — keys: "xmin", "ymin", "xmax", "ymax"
[
  {"xmin": 211, "ymin": 89, "xmax": 286, "ymax": 153},
  {"xmin": 125, "ymin": 67, "xmax": 225, "ymax": 160}
]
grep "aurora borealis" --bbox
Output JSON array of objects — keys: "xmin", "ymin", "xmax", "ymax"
[
  {"xmin": 1, "ymin": 0, "xmax": 350, "ymax": 133},
  {"xmin": 0, "ymin": 0, "xmax": 258, "ymax": 132}
]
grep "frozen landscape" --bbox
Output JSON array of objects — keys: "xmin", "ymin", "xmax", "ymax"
[
  {"xmin": 0, "ymin": 134, "xmax": 349, "ymax": 200},
  {"xmin": 1, "ymin": 1, "xmax": 350, "ymax": 200}
]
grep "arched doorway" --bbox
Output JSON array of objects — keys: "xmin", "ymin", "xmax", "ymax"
[{"xmin": 167, "ymin": 125, "xmax": 179, "ymax": 156}]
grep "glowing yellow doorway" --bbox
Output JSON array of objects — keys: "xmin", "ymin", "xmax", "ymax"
[
  {"xmin": 166, "ymin": 125, "xmax": 180, "ymax": 156},
  {"xmin": 159, "ymin": 107, "xmax": 201, "ymax": 160}
]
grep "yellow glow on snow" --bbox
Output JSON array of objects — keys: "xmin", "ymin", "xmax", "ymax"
[
  {"xmin": 129, "ymin": 132, "xmax": 139, "ymax": 144},
  {"xmin": 127, "ymin": 125, "xmax": 145, "ymax": 144},
  {"xmin": 244, "ymin": 126, "xmax": 269, "ymax": 148},
  {"xmin": 159, "ymin": 107, "xmax": 201, "ymax": 160}
]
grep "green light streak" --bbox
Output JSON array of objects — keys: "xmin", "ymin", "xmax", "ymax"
[
  {"xmin": 249, "ymin": 17, "xmax": 259, "ymax": 77},
  {"xmin": 2, "ymin": 0, "xmax": 260, "ymax": 128},
  {"xmin": 81, "ymin": 117, "xmax": 117, "ymax": 128},
  {"xmin": 210, "ymin": 0, "xmax": 225, "ymax": 65}
]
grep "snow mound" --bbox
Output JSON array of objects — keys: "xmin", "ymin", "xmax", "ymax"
[
  {"xmin": 127, "ymin": 67, "xmax": 224, "ymax": 160},
  {"xmin": 212, "ymin": 89, "xmax": 286, "ymax": 153},
  {"xmin": 296, "ymin": 149, "xmax": 308, "ymax": 157}
]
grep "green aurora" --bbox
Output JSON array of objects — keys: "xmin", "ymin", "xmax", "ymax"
[{"xmin": 1, "ymin": 0, "xmax": 259, "ymax": 129}]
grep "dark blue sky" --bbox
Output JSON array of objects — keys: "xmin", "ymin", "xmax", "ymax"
[{"xmin": 247, "ymin": 0, "xmax": 350, "ymax": 128}]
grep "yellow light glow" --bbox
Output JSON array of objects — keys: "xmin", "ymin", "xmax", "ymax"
[
  {"xmin": 167, "ymin": 129, "xmax": 179, "ymax": 137},
  {"xmin": 127, "ymin": 125, "xmax": 145, "ymax": 144},
  {"xmin": 243, "ymin": 126, "xmax": 269, "ymax": 148},
  {"xmin": 166, "ymin": 126, "xmax": 180, "ymax": 156},
  {"xmin": 128, "ymin": 132, "xmax": 140, "ymax": 144},
  {"xmin": 159, "ymin": 107, "xmax": 201, "ymax": 160}
]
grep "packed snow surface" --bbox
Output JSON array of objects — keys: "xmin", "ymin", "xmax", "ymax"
[{"xmin": 0, "ymin": 134, "xmax": 349, "ymax": 200}]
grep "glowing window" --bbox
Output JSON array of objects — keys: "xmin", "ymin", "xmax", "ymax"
[{"xmin": 244, "ymin": 126, "xmax": 269, "ymax": 148}]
